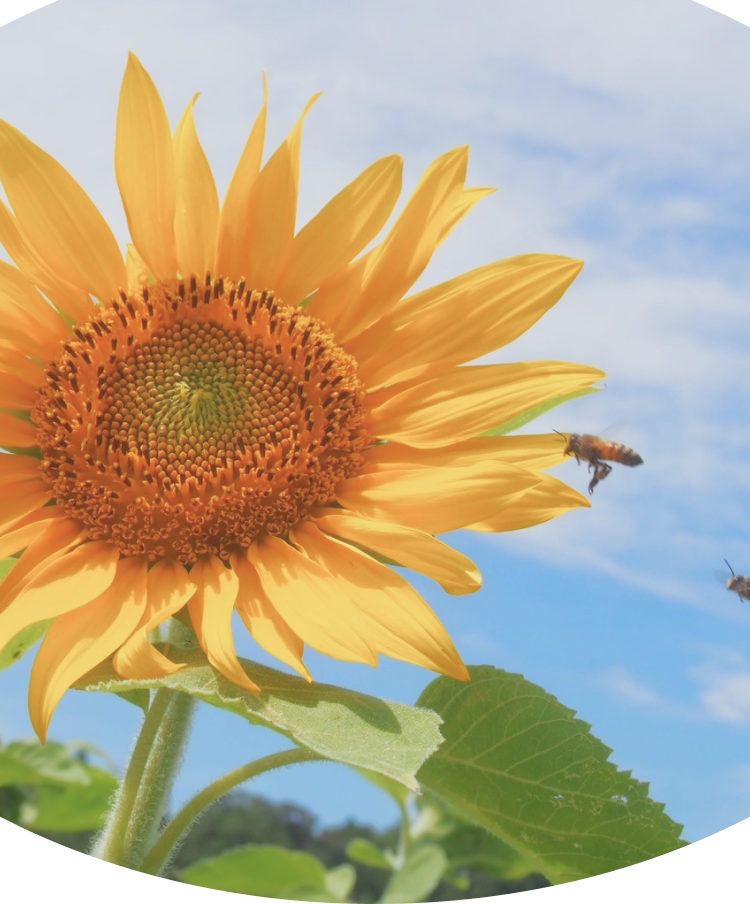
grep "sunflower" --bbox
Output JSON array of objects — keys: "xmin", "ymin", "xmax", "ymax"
[{"xmin": 0, "ymin": 53, "xmax": 602, "ymax": 742}]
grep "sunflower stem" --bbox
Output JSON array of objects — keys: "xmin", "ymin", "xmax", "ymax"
[
  {"xmin": 90, "ymin": 687, "xmax": 196, "ymax": 868},
  {"xmin": 139, "ymin": 747, "xmax": 325, "ymax": 877}
]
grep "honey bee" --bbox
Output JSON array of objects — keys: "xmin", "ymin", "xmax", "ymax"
[
  {"xmin": 724, "ymin": 560, "xmax": 750, "ymax": 602},
  {"xmin": 554, "ymin": 431, "xmax": 644, "ymax": 495}
]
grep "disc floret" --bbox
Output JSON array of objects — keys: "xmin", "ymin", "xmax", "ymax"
[{"xmin": 33, "ymin": 276, "xmax": 371, "ymax": 564}]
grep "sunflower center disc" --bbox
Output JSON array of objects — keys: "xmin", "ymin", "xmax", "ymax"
[{"xmin": 33, "ymin": 277, "xmax": 371, "ymax": 565}]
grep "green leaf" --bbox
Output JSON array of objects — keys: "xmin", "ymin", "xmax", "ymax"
[
  {"xmin": 178, "ymin": 845, "xmax": 330, "ymax": 898},
  {"xmin": 440, "ymin": 824, "xmax": 538, "ymax": 880},
  {"xmin": 20, "ymin": 765, "xmax": 118, "ymax": 831},
  {"xmin": 77, "ymin": 648, "xmax": 443, "ymax": 792},
  {"xmin": 0, "ymin": 740, "xmax": 90, "ymax": 787},
  {"xmin": 356, "ymin": 766, "xmax": 411, "ymax": 806},
  {"xmin": 0, "ymin": 557, "xmax": 15, "ymax": 581},
  {"xmin": 0, "ymin": 557, "xmax": 52, "ymax": 672},
  {"xmin": 0, "ymin": 559, "xmax": 51, "ymax": 674},
  {"xmin": 481, "ymin": 387, "xmax": 600, "ymax": 436},
  {"xmin": 417, "ymin": 666, "xmax": 687, "ymax": 884},
  {"xmin": 346, "ymin": 837, "xmax": 393, "ymax": 870},
  {"xmin": 415, "ymin": 792, "xmax": 537, "ymax": 879},
  {"xmin": 0, "ymin": 619, "xmax": 52, "ymax": 673},
  {"xmin": 325, "ymin": 864, "xmax": 357, "ymax": 901},
  {"xmin": 379, "ymin": 844, "xmax": 448, "ymax": 904}
]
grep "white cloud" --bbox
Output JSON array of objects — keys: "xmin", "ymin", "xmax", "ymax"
[
  {"xmin": 599, "ymin": 667, "xmax": 666, "ymax": 709},
  {"xmin": 697, "ymin": 671, "xmax": 750, "ymax": 723}
]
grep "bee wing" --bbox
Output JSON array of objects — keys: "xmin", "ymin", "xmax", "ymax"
[{"xmin": 596, "ymin": 420, "xmax": 631, "ymax": 442}]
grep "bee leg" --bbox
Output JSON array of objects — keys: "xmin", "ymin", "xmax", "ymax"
[{"xmin": 588, "ymin": 463, "xmax": 611, "ymax": 495}]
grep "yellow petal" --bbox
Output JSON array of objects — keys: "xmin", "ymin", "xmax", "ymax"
[
  {"xmin": 361, "ymin": 433, "xmax": 571, "ymax": 473},
  {"xmin": 116, "ymin": 53, "xmax": 178, "ymax": 280},
  {"xmin": 352, "ymin": 256, "xmax": 585, "ymax": 389},
  {"xmin": 292, "ymin": 522, "xmax": 468, "ymax": 680},
  {"xmin": 240, "ymin": 94, "xmax": 321, "ymax": 290},
  {"xmin": 305, "ymin": 246, "xmax": 377, "ymax": 333},
  {"xmin": 368, "ymin": 362, "xmax": 606, "ymax": 449},
  {"xmin": 0, "ymin": 369, "xmax": 39, "ymax": 409},
  {"xmin": 0, "ymin": 413, "xmax": 37, "ymax": 448},
  {"xmin": 0, "ymin": 453, "xmax": 42, "ymax": 484},
  {"xmin": 337, "ymin": 461, "xmax": 540, "ymax": 535},
  {"xmin": 0, "ymin": 516, "xmax": 84, "ymax": 612},
  {"xmin": 329, "ymin": 147, "xmax": 469, "ymax": 342},
  {"xmin": 0, "ymin": 260, "xmax": 69, "ymax": 336},
  {"xmin": 231, "ymin": 552, "xmax": 311, "ymax": 681},
  {"xmin": 174, "ymin": 95, "xmax": 220, "ymax": 280},
  {"xmin": 0, "ymin": 479, "xmax": 52, "ymax": 529},
  {"xmin": 0, "ymin": 262, "xmax": 69, "ymax": 360},
  {"xmin": 0, "ymin": 320, "xmax": 54, "ymax": 361},
  {"xmin": 215, "ymin": 74, "xmax": 268, "ymax": 280},
  {"xmin": 0, "ymin": 197, "xmax": 94, "ymax": 322},
  {"xmin": 0, "ymin": 351, "xmax": 44, "ymax": 387},
  {"xmin": 248, "ymin": 537, "xmax": 377, "ymax": 665},
  {"xmin": 113, "ymin": 558, "xmax": 196, "ymax": 680},
  {"xmin": 275, "ymin": 154, "xmax": 403, "ymax": 305},
  {"xmin": 28, "ymin": 555, "xmax": 148, "ymax": 742},
  {"xmin": 0, "ymin": 456, "xmax": 52, "ymax": 528},
  {"xmin": 313, "ymin": 509, "xmax": 481, "ymax": 595},
  {"xmin": 187, "ymin": 554, "xmax": 259, "ymax": 692},
  {"xmin": 125, "ymin": 243, "xmax": 151, "ymax": 294},
  {"xmin": 437, "ymin": 187, "xmax": 496, "ymax": 246},
  {"xmin": 467, "ymin": 473, "xmax": 591, "ymax": 531},
  {"xmin": 0, "ymin": 509, "xmax": 61, "ymax": 559},
  {"xmin": 0, "ymin": 540, "xmax": 120, "ymax": 658},
  {"xmin": 0, "ymin": 121, "xmax": 126, "ymax": 304}
]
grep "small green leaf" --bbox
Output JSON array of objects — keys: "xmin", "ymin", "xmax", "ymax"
[
  {"xmin": 0, "ymin": 740, "xmax": 90, "ymax": 787},
  {"xmin": 0, "ymin": 558, "xmax": 15, "ymax": 581},
  {"xmin": 77, "ymin": 649, "xmax": 443, "ymax": 792},
  {"xmin": 415, "ymin": 792, "xmax": 537, "ymax": 879},
  {"xmin": 346, "ymin": 837, "xmax": 393, "ymax": 870},
  {"xmin": 482, "ymin": 387, "xmax": 600, "ymax": 436},
  {"xmin": 417, "ymin": 667, "xmax": 687, "ymax": 884},
  {"xmin": 325, "ymin": 863, "xmax": 357, "ymax": 901},
  {"xmin": 442, "ymin": 871, "xmax": 471, "ymax": 891},
  {"xmin": 441, "ymin": 823, "xmax": 538, "ymax": 880},
  {"xmin": 0, "ymin": 560, "xmax": 51, "ymax": 674},
  {"xmin": 379, "ymin": 844, "xmax": 448, "ymax": 904},
  {"xmin": 356, "ymin": 766, "xmax": 411, "ymax": 806},
  {"xmin": 20, "ymin": 765, "xmax": 118, "ymax": 831},
  {"xmin": 178, "ymin": 845, "xmax": 329, "ymax": 898},
  {"xmin": 0, "ymin": 619, "xmax": 52, "ymax": 673}
]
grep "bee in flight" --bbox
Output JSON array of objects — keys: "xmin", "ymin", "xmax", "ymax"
[
  {"xmin": 554, "ymin": 431, "xmax": 644, "ymax": 495},
  {"xmin": 723, "ymin": 560, "xmax": 750, "ymax": 602}
]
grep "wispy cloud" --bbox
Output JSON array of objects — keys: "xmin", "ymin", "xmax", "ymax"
[
  {"xmin": 697, "ymin": 671, "xmax": 750, "ymax": 724},
  {"xmin": 599, "ymin": 667, "xmax": 667, "ymax": 709}
]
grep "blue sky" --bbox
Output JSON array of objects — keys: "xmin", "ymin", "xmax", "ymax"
[{"xmin": 1, "ymin": 0, "xmax": 750, "ymax": 846}]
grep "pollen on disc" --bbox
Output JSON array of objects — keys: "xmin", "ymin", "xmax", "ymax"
[{"xmin": 32, "ymin": 277, "xmax": 371, "ymax": 565}]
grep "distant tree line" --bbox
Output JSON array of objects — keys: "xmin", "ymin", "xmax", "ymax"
[{"xmin": 31, "ymin": 790, "xmax": 548, "ymax": 900}]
